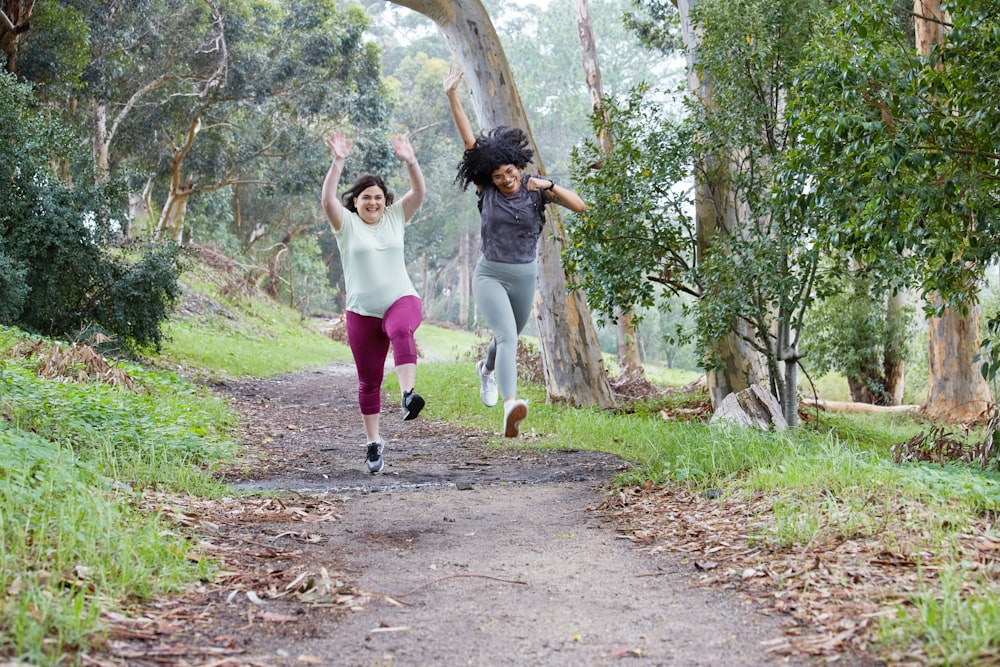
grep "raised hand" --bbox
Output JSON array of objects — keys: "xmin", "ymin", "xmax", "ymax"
[
  {"xmin": 443, "ymin": 64, "xmax": 464, "ymax": 95},
  {"xmin": 324, "ymin": 130, "xmax": 353, "ymax": 160},
  {"xmin": 390, "ymin": 134, "xmax": 416, "ymax": 165}
]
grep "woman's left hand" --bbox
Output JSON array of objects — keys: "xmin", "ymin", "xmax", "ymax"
[
  {"xmin": 391, "ymin": 134, "xmax": 417, "ymax": 166},
  {"xmin": 527, "ymin": 176, "xmax": 553, "ymax": 192}
]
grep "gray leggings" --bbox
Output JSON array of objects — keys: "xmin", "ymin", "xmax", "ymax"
[{"xmin": 473, "ymin": 257, "xmax": 537, "ymax": 401}]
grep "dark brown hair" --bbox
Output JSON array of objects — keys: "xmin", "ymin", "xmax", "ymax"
[
  {"xmin": 455, "ymin": 126, "xmax": 534, "ymax": 191},
  {"xmin": 341, "ymin": 174, "xmax": 394, "ymax": 211}
]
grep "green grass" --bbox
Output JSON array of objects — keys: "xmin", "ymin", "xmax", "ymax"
[
  {"xmin": 415, "ymin": 323, "xmax": 488, "ymax": 362},
  {"xmin": 0, "ymin": 332, "xmax": 226, "ymax": 664},
  {"xmin": 162, "ymin": 317, "xmax": 350, "ymax": 378},
  {"xmin": 880, "ymin": 565, "xmax": 1000, "ymax": 665}
]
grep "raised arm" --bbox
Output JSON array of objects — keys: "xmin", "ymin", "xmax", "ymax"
[
  {"xmin": 321, "ymin": 131, "xmax": 353, "ymax": 232},
  {"xmin": 444, "ymin": 65, "xmax": 476, "ymax": 150},
  {"xmin": 391, "ymin": 134, "xmax": 425, "ymax": 221}
]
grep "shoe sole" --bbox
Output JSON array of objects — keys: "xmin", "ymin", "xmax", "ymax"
[
  {"xmin": 367, "ymin": 462, "xmax": 383, "ymax": 474},
  {"xmin": 504, "ymin": 403, "xmax": 527, "ymax": 437},
  {"xmin": 403, "ymin": 394, "xmax": 425, "ymax": 421}
]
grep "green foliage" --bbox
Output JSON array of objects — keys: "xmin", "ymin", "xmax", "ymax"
[
  {"xmin": 784, "ymin": 0, "xmax": 1000, "ymax": 310},
  {"xmin": 623, "ymin": 0, "xmax": 683, "ymax": 54},
  {"xmin": 783, "ymin": 0, "xmax": 1000, "ymax": 381},
  {"xmin": 15, "ymin": 1, "xmax": 90, "ymax": 97},
  {"xmin": 573, "ymin": 0, "xmax": 829, "ymax": 424},
  {"xmin": 0, "ymin": 72, "xmax": 182, "ymax": 349},
  {"xmin": 568, "ymin": 85, "xmax": 696, "ymax": 324},
  {"xmin": 804, "ymin": 271, "xmax": 914, "ymax": 404}
]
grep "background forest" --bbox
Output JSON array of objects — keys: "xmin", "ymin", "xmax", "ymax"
[{"xmin": 3, "ymin": 0, "xmax": 1000, "ymax": 420}]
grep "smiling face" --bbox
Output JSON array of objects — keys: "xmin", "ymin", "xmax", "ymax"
[
  {"xmin": 490, "ymin": 164, "xmax": 521, "ymax": 195},
  {"xmin": 353, "ymin": 185, "xmax": 386, "ymax": 225}
]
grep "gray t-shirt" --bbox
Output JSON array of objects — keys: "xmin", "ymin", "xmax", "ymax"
[{"xmin": 478, "ymin": 175, "xmax": 549, "ymax": 264}]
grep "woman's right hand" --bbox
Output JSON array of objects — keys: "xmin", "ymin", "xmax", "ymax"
[{"xmin": 443, "ymin": 64, "xmax": 464, "ymax": 95}]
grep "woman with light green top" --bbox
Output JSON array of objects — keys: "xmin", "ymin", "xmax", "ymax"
[{"xmin": 321, "ymin": 130, "xmax": 426, "ymax": 473}]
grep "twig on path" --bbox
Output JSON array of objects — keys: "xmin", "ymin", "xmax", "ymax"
[{"xmin": 379, "ymin": 573, "xmax": 528, "ymax": 601}]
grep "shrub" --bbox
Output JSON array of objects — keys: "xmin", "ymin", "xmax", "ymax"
[{"xmin": 0, "ymin": 71, "xmax": 181, "ymax": 349}]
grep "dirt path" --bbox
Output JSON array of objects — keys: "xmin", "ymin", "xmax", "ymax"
[{"xmin": 97, "ymin": 365, "xmax": 872, "ymax": 666}]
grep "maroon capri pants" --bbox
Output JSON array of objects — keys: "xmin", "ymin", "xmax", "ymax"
[{"xmin": 345, "ymin": 295, "xmax": 422, "ymax": 415}]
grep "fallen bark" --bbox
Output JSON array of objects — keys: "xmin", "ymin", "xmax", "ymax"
[{"xmin": 801, "ymin": 398, "xmax": 920, "ymax": 414}]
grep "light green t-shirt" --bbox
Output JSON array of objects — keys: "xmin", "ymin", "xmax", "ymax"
[{"xmin": 333, "ymin": 201, "xmax": 419, "ymax": 318}]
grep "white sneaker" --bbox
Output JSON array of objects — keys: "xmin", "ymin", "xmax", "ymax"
[
  {"xmin": 503, "ymin": 399, "xmax": 528, "ymax": 438},
  {"xmin": 476, "ymin": 360, "xmax": 498, "ymax": 407}
]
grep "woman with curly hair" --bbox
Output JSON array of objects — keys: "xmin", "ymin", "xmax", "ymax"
[
  {"xmin": 321, "ymin": 129, "xmax": 426, "ymax": 474},
  {"xmin": 444, "ymin": 65, "xmax": 587, "ymax": 437}
]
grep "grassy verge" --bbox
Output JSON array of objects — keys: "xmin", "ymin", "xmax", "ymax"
[{"xmin": 0, "ymin": 327, "xmax": 231, "ymax": 663}]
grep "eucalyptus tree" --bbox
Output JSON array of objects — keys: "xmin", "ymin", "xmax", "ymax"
[
  {"xmin": 642, "ymin": 0, "xmax": 772, "ymax": 409},
  {"xmin": 782, "ymin": 0, "xmax": 999, "ymax": 422},
  {"xmin": 573, "ymin": 0, "xmax": 645, "ymax": 381},
  {"xmin": 572, "ymin": 0, "xmax": 827, "ymax": 423}
]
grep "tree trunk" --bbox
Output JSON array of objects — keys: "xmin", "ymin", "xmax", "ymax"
[
  {"xmin": 94, "ymin": 101, "xmax": 111, "ymax": 181},
  {"xmin": 155, "ymin": 115, "xmax": 202, "ymax": 243},
  {"xmin": 924, "ymin": 296, "xmax": 990, "ymax": 422},
  {"xmin": 127, "ymin": 176, "xmax": 155, "ymax": 238},
  {"xmin": 458, "ymin": 229, "xmax": 473, "ymax": 327},
  {"xmin": 676, "ymin": 0, "xmax": 769, "ymax": 409},
  {"xmin": 1, "ymin": 0, "xmax": 33, "ymax": 74},
  {"xmin": 157, "ymin": 187, "xmax": 192, "ymax": 244},
  {"xmin": 393, "ymin": 0, "xmax": 613, "ymax": 407},
  {"xmin": 885, "ymin": 289, "xmax": 907, "ymax": 404},
  {"xmin": 573, "ymin": 0, "xmax": 644, "ymax": 381},
  {"xmin": 915, "ymin": 0, "xmax": 991, "ymax": 422}
]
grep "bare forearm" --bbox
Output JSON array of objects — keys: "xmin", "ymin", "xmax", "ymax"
[
  {"xmin": 401, "ymin": 158, "xmax": 426, "ymax": 220},
  {"xmin": 447, "ymin": 90, "xmax": 477, "ymax": 149},
  {"xmin": 548, "ymin": 182, "xmax": 586, "ymax": 213},
  {"xmin": 321, "ymin": 156, "xmax": 346, "ymax": 226}
]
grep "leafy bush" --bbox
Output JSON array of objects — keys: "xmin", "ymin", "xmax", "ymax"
[{"xmin": 0, "ymin": 71, "xmax": 181, "ymax": 349}]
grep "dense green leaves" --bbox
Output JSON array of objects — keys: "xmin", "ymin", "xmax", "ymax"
[
  {"xmin": 784, "ymin": 0, "xmax": 1000, "ymax": 303},
  {"xmin": 0, "ymin": 72, "xmax": 182, "ymax": 348}
]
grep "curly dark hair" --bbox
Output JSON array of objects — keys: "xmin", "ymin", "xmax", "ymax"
[
  {"xmin": 341, "ymin": 174, "xmax": 394, "ymax": 211},
  {"xmin": 455, "ymin": 126, "xmax": 534, "ymax": 191}
]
